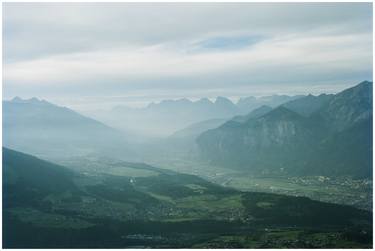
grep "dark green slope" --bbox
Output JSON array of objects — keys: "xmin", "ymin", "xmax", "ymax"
[
  {"xmin": 3, "ymin": 148, "xmax": 372, "ymax": 248},
  {"xmin": 3, "ymin": 147, "xmax": 79, "ymax": 209},
  {"xmin": 242, "ymin": 192, "xmax": 370, "ymax": 226}
]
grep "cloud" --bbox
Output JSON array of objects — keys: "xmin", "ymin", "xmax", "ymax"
[
  {"xmin": 5, "ymin": 32, "xmax": 371, "ymax": 85},
  {"xmin": 4, "ymin": 2, "xmax": 372, "ymax": 61},
  {"xmin": 3, "ymin": 3, "xmax": 373, "ymax": 107}
]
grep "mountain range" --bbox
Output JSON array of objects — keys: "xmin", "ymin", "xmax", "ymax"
[
  {"xmin": 3, "ymin": 81, "xmax": 373, "ymax": 248},
  {"xmin": 3, "ymin": 97, "xmax": 135, "ymax": 160},
  {"xmin": 197, "ymin": 81, "xmax": 373, "ymax": 178},
  {"xmin": 3, "ymin": 81, "xmax": 372, "ymax": 179},
  {"xmin": 86, "ymin": 95, "xmax": 304, "ymax": 137}
]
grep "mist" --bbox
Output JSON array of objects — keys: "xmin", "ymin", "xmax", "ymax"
[{"xmin": 2, "ymin": 3, "xmax": 373, "ymax": 249}]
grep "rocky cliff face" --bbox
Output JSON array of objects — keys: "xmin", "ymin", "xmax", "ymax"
[
  {"xmin": 316, "ymin": 81, "xmax": 372, "ymax": 132},
  {"xmin": 196, "ymin": 81, "xmax": 373, "ymax": 178}
]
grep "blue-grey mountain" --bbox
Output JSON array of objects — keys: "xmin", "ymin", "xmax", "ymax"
[
  {"xmin": 3, "ymin": 97, "xmax": 134, "ymax": 160},
  {"xmin": 87, "ymin": 95, "xmax": 304, "ymax": 137},
  {"xmin": 197, "ymin": 81, "xmax": 372, "ymax": 178}
]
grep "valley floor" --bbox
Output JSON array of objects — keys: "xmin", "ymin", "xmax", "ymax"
[
  {"xmin": 140, "ymin": 157, "xmax": 373, "ymax": 211},
  {"xmin": 4, "ymin": 150, "xmax": 372, "ymax": 248}
]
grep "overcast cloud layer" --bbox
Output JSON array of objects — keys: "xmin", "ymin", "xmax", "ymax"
[{"xmin": 3, "ymin": 3, "xmax": 373, "ymax": 110}]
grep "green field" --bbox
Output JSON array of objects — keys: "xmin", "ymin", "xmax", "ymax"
[{"xmin": 143, "ymin": 157, "xmax": 372, "ymax": 211}]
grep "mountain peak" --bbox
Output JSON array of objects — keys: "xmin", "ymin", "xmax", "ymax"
[
  {"xmin": 9, "ymin": 97, "xmax": 53, "ymax": 106},
  {"xmin": 10, "ymin": 96, "xmax": 40, "ymax": 103},
  {"xmin": 317, "ymin": 80, "xmax": 372, "ymax": 132},
  {"xmin": 215, "ymin": 96, "xmax": 234, "ymax": 105},
  {"xmin": 28, "ymin": 97, "xmax": 41, "ymax": 103},
  {"xmin": 11, "ymin": 96, "xmax": 23, "ymax": 102},
  {"xmin": 335, "ymin": 80, "xmax": 372, "ymax": 100},
  {"xmin": 237, "ymin": 96, "xmax": 256, "ymax": 104},
  {"xmin": 160, "ymin": 98, "xmax": 192, "ymax": 105},
  {"xmin": 196, "ymin": 97, "xmax": 213, "ymax": 105},
  {"xmin": 358, "ymin": 80, "xmax": 372, "ymax": 86},
  {"xmin": 352, "ymin": 80, "xmax": 372, "ymax": 92}
]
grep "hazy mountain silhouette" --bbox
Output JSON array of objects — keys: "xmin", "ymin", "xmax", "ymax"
[
  {"xmin": 3, "ymin": 97, "xmax": 135, "ymax": 160},
  {"xmin": 237, "ymin": 94, "xmax": 304, "ymax": 114},
  {"xmin": 87, "ymin": 95, "xmax": 304, "ymax": 137}
]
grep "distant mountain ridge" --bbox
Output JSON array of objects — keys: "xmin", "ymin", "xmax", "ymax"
[
  {"xmin": 237, "ymin": 94, "xmax": 304, "ymax": 114},
  {"xmin": 87, "ymin": 94, "xmax": 304, "ymax": 137},
  {"xmin": 197, "ymin": 81, "xmax": 373, "ymax": 178},
  {"xmin": 3, "ymin": 97, "xmax": 135, "ymax": 160}
]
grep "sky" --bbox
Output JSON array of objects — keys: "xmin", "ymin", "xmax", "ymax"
[{"xmin": 3, "ymin": 3, "xmax": 373, "ymax": 110}]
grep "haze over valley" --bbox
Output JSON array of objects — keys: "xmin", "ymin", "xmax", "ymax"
[{"xmin": 3, "ymin": 2, "xmax": 373, "ymax": 248}]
